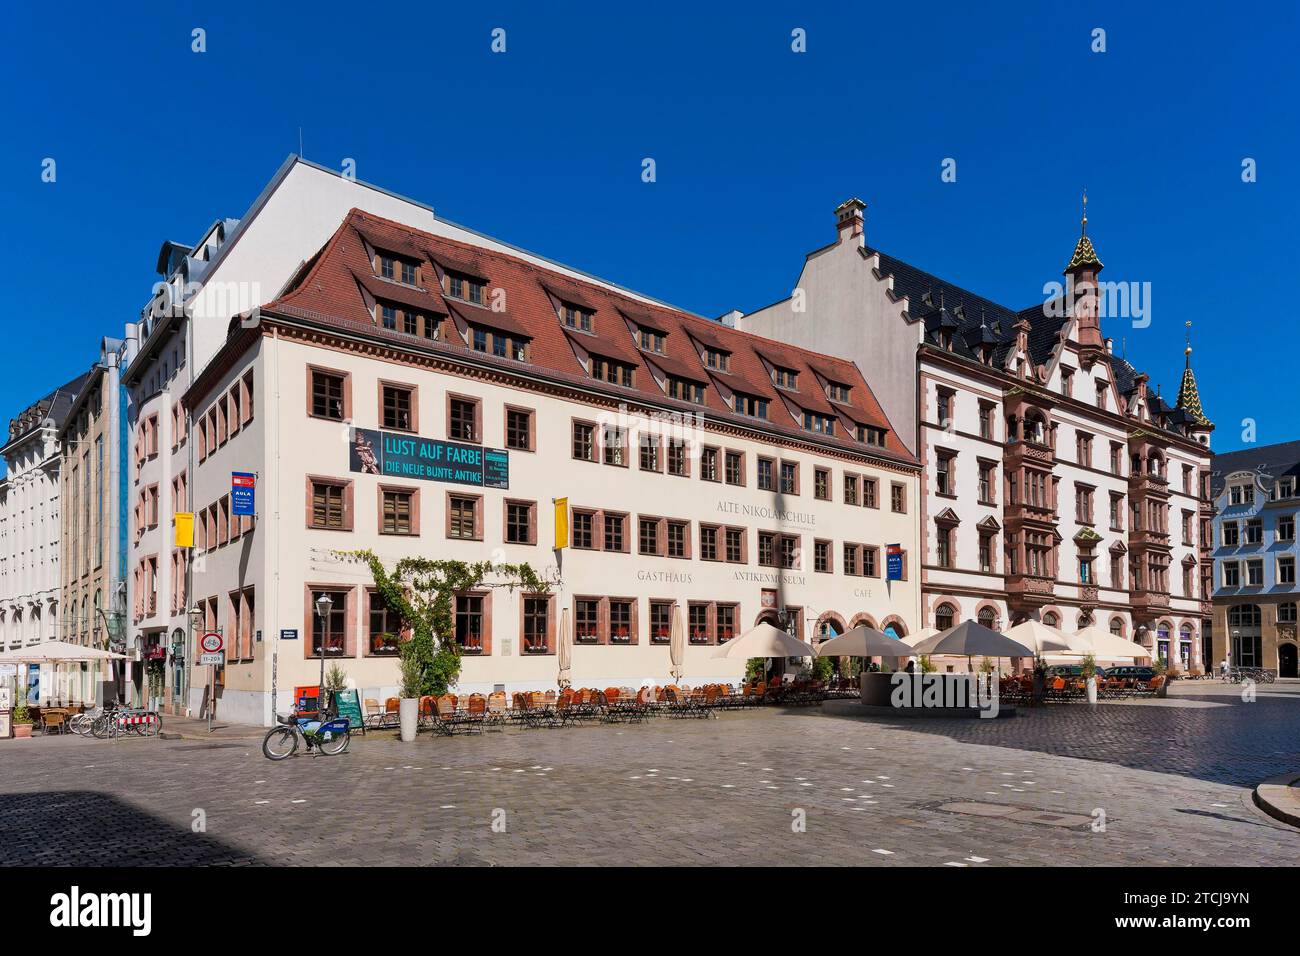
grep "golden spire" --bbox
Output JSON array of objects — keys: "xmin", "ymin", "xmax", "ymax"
[
  {"xmin": 1064, "ymin": 188, "xmax": 1103, "ymax": 273},
  {"xmin": 1176, "ymin": 321, "xmax": 1211, "ymax": 427}
]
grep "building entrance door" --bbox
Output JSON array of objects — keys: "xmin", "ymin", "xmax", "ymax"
[{"xmin": 1280, "ymin": 643, "xmax": 1298, "ymax": 678}]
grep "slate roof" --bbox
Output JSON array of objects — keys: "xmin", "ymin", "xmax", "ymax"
[
  {"xmin": 1209, "ymin": 440, "xmax": 1300, "ymax": 498},
  {"xmin": 867, "ymin": 243, "xmax": 1207, "ymax": 441},
  {"xmin": 2, "ymin": 372, "xmax": 90, "ymax": 457},
  {"xmin": 267, "ymin": 209, "xmax": 915, "ymax": 464}
]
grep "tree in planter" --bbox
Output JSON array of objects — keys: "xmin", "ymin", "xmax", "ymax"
[
  {"xmin": 324, "ymin": 662, "xmax": 348, "ymax": 692},
  {"xmin": 339, "ymin": 551, "xmax": 549, "ymax": 698},
  {"xmin": 1079, "ymin": 652, "xmax": 1097, "ymax": 681},
  {"xmin": 919, "ymin": 655, "xmax": 937, "ymax": 674}
]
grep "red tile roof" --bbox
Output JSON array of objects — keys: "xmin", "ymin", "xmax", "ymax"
[{"xmin": 267, "ymin": 208, "xmax": 914, "ymax": 463}]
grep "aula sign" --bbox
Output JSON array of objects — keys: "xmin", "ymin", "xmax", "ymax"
[{"xmin": 890, "ymin": 672, "xmax": 999, "ymax": 718}]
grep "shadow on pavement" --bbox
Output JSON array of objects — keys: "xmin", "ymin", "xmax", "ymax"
[{"xmin": 0, "ymin": 790, "xmax": 264, "ymax": 866}]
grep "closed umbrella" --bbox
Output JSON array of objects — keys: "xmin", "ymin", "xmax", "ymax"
[
  {"xmin": 668, "ymin": 603, "xmax": 685, "ymax": 682},
  {"xmin": 910, "ymin": 620, "xmax": 1034, "ymax": 659},
  {"xmin": 711, "ymin": 621, "xmax": 816, "ymax": 660},
  {"xmin": 816, "ymin": 624, "xmax": 913, "ymax": 659},
  {"xmin": 557, "ymin": 607, "xmax": 573, "ymax": 688}
]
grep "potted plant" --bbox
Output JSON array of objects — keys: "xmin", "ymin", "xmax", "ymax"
[
  {"xmin": 397, "ymin": 650, "xmax": 422, "ymax": 742},
  {"xmin": 1080, "ymin": 652, "xmax": 1098, "ymax": 704},
  {"xmin": 11, "ymin": 698, "xmax": 33, "ymax": 739}
]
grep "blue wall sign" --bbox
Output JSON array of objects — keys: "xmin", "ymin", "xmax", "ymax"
[
  {"xmin": 349, "ymin": 427, "xmax": 509, "ymax": 489},
  {"xmin": 886, "ymin": 543, "xmax": 904, "ymax": 581},
  {"xmin": 231, "ymin": 472, "xmax": 256, "ymax": 516}
]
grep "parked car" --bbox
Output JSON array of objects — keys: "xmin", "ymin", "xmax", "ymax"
[
  {"xmin": 1106, "ymin": 665, "xmax": 1156, "ymax": 682},
  {"xmin": 1046, "ymin": 664, "xmax": 1108, "ymax": 679}
]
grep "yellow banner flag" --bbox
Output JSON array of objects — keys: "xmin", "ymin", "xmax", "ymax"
[
  {"xmin": 175, "ymin": 512, "xmax": 195, "ymax": 548},
  {"xmin": 553, "ymin": 498, "xmax": 568, "ymax": 550}
]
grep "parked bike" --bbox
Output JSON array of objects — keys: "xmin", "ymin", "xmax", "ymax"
[
  {"xmin": 262, "ymin": 713, "xmax": 351, "ymax": 760},
  {"xmin": 1222, "ymin": 666, "xmax": 1277, "ymax": 684}
]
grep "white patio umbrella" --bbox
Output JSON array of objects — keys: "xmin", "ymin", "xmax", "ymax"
[
  {"xmin": 668, "ymin": 603, "xmax": 686, "ymax": 682},
  {"xmin": 816, "ymin": 624, "xmax": 913, "ymax": 659},
  {"xmin": 1069, "ymin": 626, "xmax": 1150, "ymax": 660},
  {"xmin": 557, "ymin": 607, "xmax": 573, "ymax": 688},
  {"xmin": 910, "ymin": 620, "xmax": 1035, "ymax": 659},
  {"xmin": 711, "ymin": 621, "xmax": 816, "ymax": 660},
  {"xmin": 0, "ymin": 641, "xmax": 126, "ymax": 707},
  {"xmin": 1003, "ymin": 620, "xmax": 1076, "ymax": 657},
  {"xmin": 900, "ymin": 627, "xmax": 939, "ymax": 647},
  {"xmin": 0, "ymin": 641, "xmax": 127, "ymax": 662}
]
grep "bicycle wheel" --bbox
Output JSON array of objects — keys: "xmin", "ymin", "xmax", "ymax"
[
  {"xmin": 91, "ymin": 715, "xmax": 112, "ymax": 738},
  {"xmin": 317, "ymin": 728, "xmax": 350, "ymax": 756},
  {"xmin": 262, "ymin": 727, "xmax": 298, "ymax": 760}
]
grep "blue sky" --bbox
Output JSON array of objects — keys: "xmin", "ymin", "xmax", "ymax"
[{"xmin": 2, "ymin": 1, "xmax": 1295, "ymax": 453}]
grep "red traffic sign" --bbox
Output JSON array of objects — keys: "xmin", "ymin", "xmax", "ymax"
[{"xmin": 200, "ymin": 632, "xmax": 224, "ymax": 654}]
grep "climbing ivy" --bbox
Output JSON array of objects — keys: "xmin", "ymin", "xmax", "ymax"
[{"xmin": 338, "ymin": 551, "xmax": 549, "ymax": 697}]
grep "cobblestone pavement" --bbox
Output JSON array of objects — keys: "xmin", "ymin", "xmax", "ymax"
[{"xmin": 3, "ymin": 681, "xmax": 1298, "ymax": 866}]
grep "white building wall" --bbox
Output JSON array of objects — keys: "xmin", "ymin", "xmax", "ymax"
[{"xmin": 188, "ymin": 332, "xmax": 923, "ymax": 725}]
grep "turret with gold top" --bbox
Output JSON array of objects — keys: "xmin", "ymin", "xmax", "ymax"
[
  {"xmin": 1175, "ymin": 321, "xmax": 1214, "ymax": 448},
  {"xmin": 1066, "ymin": 190, "xmax": 1106, "ymax": 363}
]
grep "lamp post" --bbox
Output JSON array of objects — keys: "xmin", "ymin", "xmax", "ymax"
[{"xmin": 315, "ymin": 593, "xmax": 333, "ymax": 718}]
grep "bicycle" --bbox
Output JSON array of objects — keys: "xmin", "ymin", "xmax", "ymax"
[{"xmin": 262, "ymin": 713, "xmax": 351, "ymax": 760}]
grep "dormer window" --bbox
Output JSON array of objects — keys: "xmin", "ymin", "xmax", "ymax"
[
  {"xmin": 638, "ymin": 326, "xmax": 665, "ymax": 353},
  {"xmin": 827, "ymin": 381, "xmax": 851, "ymax": 403},
  {"xmin": 704, "ymin": 348, "xmax": 730, "ymax": 372},
  {"xmin": 590, "ymin": 356, "xmax": 635, "ymax": 387},
  {"xmin": 666, "ymin": 377, "xmax": 705, "ymax": 404},
  {"xmin": 377, "ymin": 254, "xmax": 420, "ymax": 287},
  {"xmin": 773, "ymin": 367, "xmax": 798, "ymax": 390},
  {"xmin": 857, "ymin": 424, "xmax": 886, "ymax": 447},
  {"xmin": 734, "ymin": 392, "xmax": 768, "ymax": 420},
  {"xmin": 803, "ymin": 412, "xmax": 835, "ymax": 436},
  {"xmin": 470, "ymin": 325, "xmax": 528, "ymax": 362},
  {"xmin": 563, "ymin": 304, "xmax": 593, "ymax": 332},
  {"xmin": 377, "ymin": 301, "xmax": 438, "ymax": 340},
  {"xmin": 446, "ymin": 271, "xmax": 486, "ymax": 305}
]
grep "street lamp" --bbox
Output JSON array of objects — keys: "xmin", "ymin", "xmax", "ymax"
[{"xmin": 315, "ymin": 593, "xmax": 333, "ymax": 718}]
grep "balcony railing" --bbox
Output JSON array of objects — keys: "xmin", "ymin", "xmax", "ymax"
[
  {"xmin": 1004, "ymin": 440, "xmax": 1054, "ymax": 468},
  {"xmin": 1006, "ymin": 574, "xmax": 1055, "ymax": 598}
]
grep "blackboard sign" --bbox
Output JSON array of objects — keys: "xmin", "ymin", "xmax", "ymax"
[
  {"xmin": 331, "ymin": 688, "xmax": 365, "ymax": 734},
  {"xmin": 349, "ymin": 427, "xmax": 509, "ymax": 490}
]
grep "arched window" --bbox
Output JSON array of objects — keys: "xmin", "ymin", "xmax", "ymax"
[
  {"xmin": 935, "ymin": 603, "xmax": 956, "ymax": 631},
  {"xmin": 977, "ymin": 606, "xmax": 999, "ymax": 631},
  {"xmin": 1043, "ymin": 611, "xmax": 1059, "ymax": 628},
  {"xmin": 1025, "ymin": 411, "xmax": 1046, "ymax": 444},
  {"xmin": 1109, "ymin": 617, "xmax": 1124, "ymax": 636},
  {"xmin": 1078, "ymin": 611, "xmax": 1094, "ymax": 627}
]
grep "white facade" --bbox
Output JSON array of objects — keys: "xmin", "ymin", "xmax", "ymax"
[
  {"xmin": 0, "ymin": 378, "xmax": 85, "ymax": 651},
  {"xmin": 186, "ymin": 327, "xmax": 921, "ymax": 726},
  {"xmin": 739, "ymin": 200, "xmax": 1213, "ymax": 670}
]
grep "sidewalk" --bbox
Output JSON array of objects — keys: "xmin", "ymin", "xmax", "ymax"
[{"xmin": 158, "ymin": 714, "xmax": 265, "ymax": 741}]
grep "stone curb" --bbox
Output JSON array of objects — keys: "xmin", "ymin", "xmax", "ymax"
[{"xmin": 1253, "ymin": 772, "xmax": 1300, "ymax": 829}]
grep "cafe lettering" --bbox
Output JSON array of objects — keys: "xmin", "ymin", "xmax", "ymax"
[{"xmin": 349, "ymin": 427, "xmax": 510, "ymax": 489}]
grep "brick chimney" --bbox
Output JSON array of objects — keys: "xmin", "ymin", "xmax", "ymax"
[{"xmin": 834, "ymin": 198, "xmax": 865, "ymax": 244}]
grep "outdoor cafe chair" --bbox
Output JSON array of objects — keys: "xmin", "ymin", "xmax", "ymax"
[
  {"xmin": 41, "ymin": 710, "xmax": 67, "ymax": 735},
  {"xmin": 363, "ymin": 698, "xmax": 385, "ymax": 729},
  {"xmin": 434, "ymin": 694, "xmax": 464, "ymax": 734},
  {"xmin": 383, "ymin": 697, "xmax": 401, "ymax": 727},
  {"xmin": 486, "ymin": 691, "xmax": 508, "ymax": 727}
]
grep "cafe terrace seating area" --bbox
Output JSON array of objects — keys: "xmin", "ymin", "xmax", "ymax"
[
  {"xmin": 360, "ymin": 676, "xmax": 863, "ymax": 735},
  {"xmin": 998, "ymin": 672, "xmax": 1166, "ymax": 704}
]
